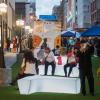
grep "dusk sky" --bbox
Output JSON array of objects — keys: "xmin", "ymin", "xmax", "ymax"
[{"xmin": 36, "ymin": 0, "xmax": 61, "ymax": 17}]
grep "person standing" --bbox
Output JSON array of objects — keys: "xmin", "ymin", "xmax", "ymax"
[
  {"xmin": 43, "ymin": 47, "xmax": 56, "ymax": 76},
  {"xmin": 28, "ymin": 35, "xmax": 33, "ymax": 49},
  {"xmin": 76, "ymin": 40, "xmax": 94, "ymax": 96},
  {"xmin": 41, "ymin": 38, "xmax": 48, "ymax": 49},
  {"xmin": 6, "ymin": 38, "xmax": 11, "ymax": 51}
]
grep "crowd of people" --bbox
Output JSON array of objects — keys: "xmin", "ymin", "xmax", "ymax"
[
  {"xmin": 4, "ymin": 36, "xmax": 19, "ymax": 53},
  {"xmin": 10, "ymin": 36, "xmax": 100, "ymax": 96}
]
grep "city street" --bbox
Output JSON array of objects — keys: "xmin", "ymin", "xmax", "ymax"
[{"xmin": 0, "ymin": 0, "xmax": 100, "ymax": 99}]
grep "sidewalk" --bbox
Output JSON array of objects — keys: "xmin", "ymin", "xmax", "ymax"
[{"xmin": 4, "ymin": 52, "xmax": 17, "ymax": 68}]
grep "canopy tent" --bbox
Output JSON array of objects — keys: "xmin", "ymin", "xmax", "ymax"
[
  {"xmin": 81, "ymin": 26, "xmax": 100, "ymax": 37},
  {"xmin": 70, "ymin": 31, "xmax": 81, "ymax": 38},
  {"xmin": 61, "ymin": 31, "xmax": 75, "ymax": 37},
  {"xmin": 75, "ymin": 32, "xmax": 81, "ymax": 38},
  {"xmin": 61, "ymin": 30, "xmax": 81, "ymax": 38}
]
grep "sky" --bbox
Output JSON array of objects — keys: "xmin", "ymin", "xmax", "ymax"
[{"xmin": 36, "ymin": 0, "xmax": 61, "ymax": 18}]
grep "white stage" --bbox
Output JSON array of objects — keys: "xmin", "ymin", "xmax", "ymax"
[{"xmin": 18, "ymin": 75, "xmax": 80, "ymax": 95}]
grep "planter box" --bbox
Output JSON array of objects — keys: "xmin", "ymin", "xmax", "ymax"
[{"xmin": 0, "ymin": 68, "xmax": 12, "ymax": 86}]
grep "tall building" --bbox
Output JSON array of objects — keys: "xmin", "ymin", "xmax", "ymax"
[
  {"xmin": 29, "ymin": 1, "xmax": 36, "ymax": 30},
  {"xmin": 52, "ymin": 5, "xmax": 62, "ymax": 21},
  {"xmin": 60, "ymin": 0, "xmax": 78, "ymax": 30},
  {"xmin": 91, "ymin": 0, "xmax": 100, "ymax": 25},
  {"xmin": 15, "ymin": 0, "xmax": 28, "ymax": 20},
  {"xmin": 77, "ymin": 0, "xmax": 91, "ymax": 28},
  {"xmin": 66, "ymin": 0, "xmax": 91, "ymax": 30},
  {"xmin": 63, "ymin": 0, "xmax": 68, "ymax": 30},
  {"xmin": 15, "ymin": 0, "xmax": 36, "ymax": 34},
  {"xmin": 0, "ymin": 0, "xmax": 15, "ymax": 42},
  {"xmin": 8, "ymin": 0, "xmax": 15, "ymax": 39},
  {"xmin": 59, "ymin": 0, "xmax": 65, "ymax": 31},
  {"xmin": 67, "ymin": 0, "xmax": 78, "ymax": 30}
]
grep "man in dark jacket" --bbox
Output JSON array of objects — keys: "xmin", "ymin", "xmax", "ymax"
[
  {"xmin": 28, "ymin": 36, "xmax": 33, "ymax": 49},
  {"xmin": 76, "ymin": 40, "xmax": 94, "ymax": 96}
]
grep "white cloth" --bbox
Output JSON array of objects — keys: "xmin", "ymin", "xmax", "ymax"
[
  {"xmin": 10, "ymin": 43, "xmax": 13, "ymax": 48},
  {"xmin": 44, "ymin": 51, "xmax": 55, "ymax": 63},
  {"xmin": 68, "ymin": 55, "xmax": 76, "ymax": 64},
  {"xmin": 33, "ymin": 47, "xmax": 41, "ymax": 59},
  {"xmin": 21, "ymin": 59, "xmax": 37, "ymax": 74}
]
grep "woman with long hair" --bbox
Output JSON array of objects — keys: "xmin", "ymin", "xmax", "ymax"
[{"xmin": 10, "ymin": 49, "xmax": 37, "ymax": 85}]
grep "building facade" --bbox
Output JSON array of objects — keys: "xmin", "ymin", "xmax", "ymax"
[
  {"xmin": 59, "ymin": 0, "xmax": 65, "ymax": 31},
  {"xmin": 52, "ymin": 5, "xmax": 62, "ymax": 21},
  {"xmin": 0, "ymin": 0, "xmax": 15, "ymax": 45},
  {"xmin": 33, "ymin": 15, "xmax": 61, "ymax": 49},
  {"xmin": 77, "ymin": 0, "xmax": 91, "ymax": 28},
  {"xmin": 91, "ymin": 0, "xmax": 100, "ymax": 25},
  {"xmin": 15, "ymin": 0, "xmax": 36, "ymax": 34},
  {"xmin": 15, "ymin": 0, "xmax": 27, "ymax": 19},
  {"xmin": 8, "ymin": 0, "xmax": 15, "ymax": 39},
  {"xmin": 63, "ymin": 0, "xmax": 68, "ymax": 30}
]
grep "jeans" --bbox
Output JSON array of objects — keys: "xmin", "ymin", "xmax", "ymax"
[{"xmin": 44, "ymin": 61, "xmax": 56, "ymax": 76}]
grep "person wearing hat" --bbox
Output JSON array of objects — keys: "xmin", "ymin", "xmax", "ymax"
[{"xmin": 76, "ymin": 40, "xmax": 94, "ymax": 96}]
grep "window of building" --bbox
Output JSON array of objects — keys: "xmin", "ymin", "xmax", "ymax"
[
  {"xmin": 91, "ymin": 3, "xmax": 93, "ymax": 12},
  {"xmin": 97, "ymin": 9, "xmax": 100, "ymax": 21},
  {"xmin": 94, "ymin": 0, "xmax": 96, "ymax": 10}
]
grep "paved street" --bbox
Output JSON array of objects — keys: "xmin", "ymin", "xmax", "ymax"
[{"xmin": 4, "ymin": 52, "xmax": 17, "ymax": 68}]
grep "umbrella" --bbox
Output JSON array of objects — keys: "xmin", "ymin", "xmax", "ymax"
[
  {"xmin": 61, "ymin": 31, "xmax": 75, "ymax": 37},
  {"xmin": 81, "ymin": 26, "xmax": 100, "ymax": 37}
]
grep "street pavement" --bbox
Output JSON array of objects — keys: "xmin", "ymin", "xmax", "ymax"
[{"xmin": 4, "ymin": 52, "xmax": 17, "ymax": 68}]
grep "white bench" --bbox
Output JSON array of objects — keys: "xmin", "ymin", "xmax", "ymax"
[
  {"xmin": 39, "ymin": 65, "xmax": 79, "ymax": 77},
  {"xmin": 18, "ymin": 75, "xmax": 80, "ymax": 95},
  {"xmin": 38, "ymin": 56, "xmax": 79, "ymax": 77},
  {"xmin": 38, "ymin": 64, "xmax": 79, "ymax": 77}
]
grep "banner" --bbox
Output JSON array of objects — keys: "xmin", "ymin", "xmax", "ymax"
[{"xmin": 33, "ymin": 35, "xmax": 42, "ymax": 48}]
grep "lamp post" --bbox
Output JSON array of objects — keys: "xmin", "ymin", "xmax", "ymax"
[
  {"xmin": 0, "ymin": 3, "xmax": 7, "ymax": 68},
  {"xmin": 0, "ymin": 2, "xmax": 11, "ymax": 86},
  {"xmin": 16, "ymin": 19, "xmax": 24, "ymax": 52}
]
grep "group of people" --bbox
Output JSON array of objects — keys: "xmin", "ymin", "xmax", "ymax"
[
  {"xmin": 4, "ymin": 37, "xmax": 19, "ymax": 53},
  {"xmin": 11, "ymin": 37, "xmax": 96, "ymax": 96},
  {"xmin": 62, "ymin": 37, "xmax": 95, "ymax": 96}
]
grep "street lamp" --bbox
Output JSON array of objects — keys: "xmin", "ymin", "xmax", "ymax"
[
  {"xmin": 16, "ymin": 19, "xmax": 24, "ymax": 52},
  {"xmin": 0, "ymin": 2, "xmax": 7, "ymax": 68}
]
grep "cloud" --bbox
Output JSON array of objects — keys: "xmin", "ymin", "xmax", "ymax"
[{"xmin": 36, "ymin": 0, "xmax": 60, "ymax": 17}]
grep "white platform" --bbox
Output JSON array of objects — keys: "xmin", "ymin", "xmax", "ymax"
[
  {"xmin": 39, "ymin": 56, "xmax": 79, "ymax": 77},
  {"xmin": 18, "ymin": 75, "xmax": 80, "ymax": 95}
]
